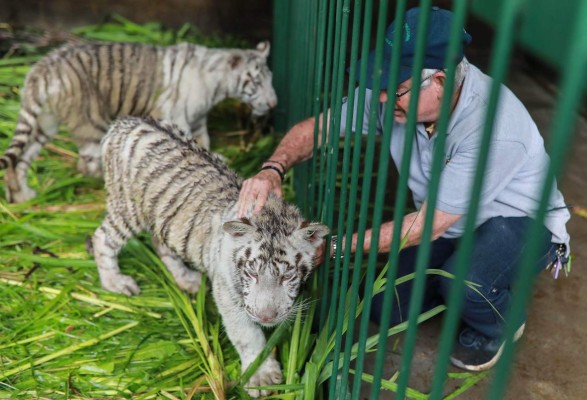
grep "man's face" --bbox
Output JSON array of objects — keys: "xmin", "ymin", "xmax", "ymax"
[{"xmin": 378, "ymin": 72, "xmax": 444, "ymax": 124}]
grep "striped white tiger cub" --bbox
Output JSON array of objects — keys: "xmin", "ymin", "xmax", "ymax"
[
  {"xmin": 0, "ymin": 40, "xmax": 277, "ymax": 203},
  {"xmin": 91, "ymin": 116, "xmax": 329, "ymax": 397}
]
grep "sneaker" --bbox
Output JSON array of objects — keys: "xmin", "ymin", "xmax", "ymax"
[{"xmin": 450, "ymin": 323, "xmax": 525, "ymax": 372}]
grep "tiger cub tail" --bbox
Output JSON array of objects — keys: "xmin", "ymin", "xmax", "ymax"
[{"xmin": 1, "ymin": 61, "xmax": 59, "ymax": 203}]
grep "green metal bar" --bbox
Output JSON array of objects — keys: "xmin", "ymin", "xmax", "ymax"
[
  {"xmin": 327, "ymin": 0, "xmax": 369, "ymax": 396},
  {"xmin": 324, "ymin": 0, "xmax": 350, "ymax": 390},
  {"xmin": 488, "ymin": 0, "xmax": 587, "ymax": 397},
  {"xmin": 323, "ymin": 0, "xmax": 347, "ymax": 231},
  {"xmin": 426, "ymin": 1, "xmax": 471, "ymax": 398},
  {"xmin": 289, "ymin": 0, "xmax": 315, "ymax": 215},
  {"xmin": 301, "ymin": 1, "xmax": 313, "ymax": 215},
  {"xmin": 309, "ymin": 0, "xmax": 329, "ymax": 221},
  {"xmin": 425, "ymin": 0, "xmax": 526, "ymax": 398},
  {"xmin": 313, "ymin": 0, "xmax": 336, "ymax": 327},
  {"xmin": 304, "ymin": 3, "xmax": 318, "ymax": 119},
  {"xmin": 328, "ymin": 0, "xmax": 376, "ymax": 396},
  {"xmin": 368, "ymin": 1, "xmax": 410, "ymax": 397},
  {"xmin": 327, "ymin": 1, "xmax": 360, "ymax": 340},
  {"xmin": 317, "ymin": 0, "xmax": 338, "ymax": 327},
  {"xmin": 316, "ymin": 0, "xmax": 337, "ymax": 217},
  {"xmin": 307, "ymin": 0, "xmax": 336, "ymax": 336},
  {"xmin": 313, "ymin": 0, "xmax": 335, "ymax": 327},
  {"xmin": 393, "ymin": 2, "xmax": 436, "ymax": 398},
  {"xmin": 348, "ymin": 0, "xmax": 395, "ymax": 396},
  {"xmin": 320, "ymin": 0, "xmax": 350, "ymax": 329}
]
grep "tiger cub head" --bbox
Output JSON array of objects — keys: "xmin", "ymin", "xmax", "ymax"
[
  {"xmin": 230, "ymin": 41, "xmax": 278, "ymax": 117},
  {"xmin": 223, "ymin": 195, "xmax": 329, "ymax": 327}
]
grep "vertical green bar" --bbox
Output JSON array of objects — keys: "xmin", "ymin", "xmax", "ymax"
[
  {"xmin": 348, "ymin": 0, "xmax": 393, "ymax": 396},
  {"xmin": 290, "ymin": 0, "xmax": 313, "ymax": 214},
  {"xmin": 488, "ymin": 0, "xmax": 587, "ymax": 398},
  {"xmin": 307, "ymin": 0, "xmax": 337, "ymax": 329},
  {"xmin": 411, "ymin": 1, "xmax": 525, "ymax": 398},
  {"xmin": 324, "ymin": 0, "xmax": 360, "ymax": 398},
  {"xmin": 393, "ymin": 2, "xmax": 438, "ymax": 398},
  {"xmin": 328, "ymin": 0, "xmax": 378, "ymax": 396},
  {"xmin": 316, "ymin": 0, "xmax": 337, "ymax": 217},
  {"xmin": 425, "ymin": 1, "xmax": 470, "ymax": 398},
  {"xmin": 327, "ymin": 0, "xmax": 373, "ymax": 397},
  {"xmin": 369, "ymin": 0, "xmax": 409, "ymax": 397},
  {"xmin": 308, "ymin": 0, "xmax": 330, "ymax": 221},
  {"xmin": 318, "ymin": 0, "xmax": 345, "ymax": 328},
  {"xmin": 425, "ymin": 0, "xmax": 525, "ymax": 398},
  {"xmin": 287, "ymin": 0, "xmax": 312, "ymax": 125},
  {"xmin": 322, "ymin": 0, "xmax": 353, "ymax": 337},
  {"xmin": 273, "ymin": 0, "xmax": 316, "ymax": 214}
]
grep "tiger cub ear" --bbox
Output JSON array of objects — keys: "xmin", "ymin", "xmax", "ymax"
[
  {"xmin": 295, "ymin": 221, "xmax": 330, "ymax": 248},
  {"xmin": 223, "ymin": 218, "xmax": 255, "ymax": 238},
  {"xmin": 255, "ymin": 41, "xmax": 270, "ymax": 58}
]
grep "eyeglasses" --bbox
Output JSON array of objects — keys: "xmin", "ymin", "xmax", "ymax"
[{"xmin": 395, "ymin": 72, "xmax": 437, "ymax": 99}]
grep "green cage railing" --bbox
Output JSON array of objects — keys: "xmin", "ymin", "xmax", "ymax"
[{"xmin": 272, "ymin": 0, "xmax": 585, "ymax": 399}]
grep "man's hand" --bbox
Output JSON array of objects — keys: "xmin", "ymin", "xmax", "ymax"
[{"xmin": 237, "ymin": 169, "xmax": 283, "ymax": 217}]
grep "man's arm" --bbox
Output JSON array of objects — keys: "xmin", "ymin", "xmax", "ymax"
[
  {"xmin": 344, "ymin": 202, "xmax": 462, "ymax": 254},
  {"xmin": 238, "ymin": 114, "xmax": 328, "ymax": 217}
]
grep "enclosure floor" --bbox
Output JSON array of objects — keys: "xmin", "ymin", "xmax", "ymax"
[{"xmin": 359, "ymin": 60, "xmax": 587, "ymax": 399}]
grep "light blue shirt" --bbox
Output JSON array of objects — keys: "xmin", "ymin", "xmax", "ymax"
[{"xmin": 340, "ymin": 64, "xmax": 570, "ymax": 250}]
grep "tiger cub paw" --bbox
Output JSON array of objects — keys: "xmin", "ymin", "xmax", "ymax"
[
  {"xmin": 245, "ymin": 357, "xmax": 283, "ymax": 398},
  {"xmin": 175, "ymin": 270, "xmax": 202, "ymax": 294},
  {"xmin": 77, "ymin": 156, "xmax": 102, "ymax": 178},
  {"xmin": 101, "ymin": 273, "xmax": 141, "ymax": 296}
]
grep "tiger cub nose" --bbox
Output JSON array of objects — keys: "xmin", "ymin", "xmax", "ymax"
[{"xmin": 256, "ymin": 309, "xmax": 278, "ymax": 323}]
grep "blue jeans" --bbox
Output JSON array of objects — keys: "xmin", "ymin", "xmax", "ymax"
[{"xmin": 370, "ymin": 216, "xmax": 558, "ymax": 339}]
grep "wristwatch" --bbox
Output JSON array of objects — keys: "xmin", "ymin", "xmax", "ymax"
[{"xmin": 331, "ymin": 235, "xmax": 342, "ymax": 259}]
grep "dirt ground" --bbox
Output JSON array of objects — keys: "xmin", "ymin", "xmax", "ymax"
[{"xmin": 358, "ymin": 58, "xmax": 587, "ymax": 399}]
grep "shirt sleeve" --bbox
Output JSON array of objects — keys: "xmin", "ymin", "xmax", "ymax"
[{"xmin": 339, "ymin": 87, "xmax": 374, "ymax": 136}]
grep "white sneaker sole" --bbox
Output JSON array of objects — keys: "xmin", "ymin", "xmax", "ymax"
[{"xmin": 450, "ymin": 323, "xmax": 526, "ymax": 372}]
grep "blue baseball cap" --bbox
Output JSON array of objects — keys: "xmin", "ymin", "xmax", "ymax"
[{"xmin": 358, "ymin": 7, "xmax": 472, "ymax": 89}]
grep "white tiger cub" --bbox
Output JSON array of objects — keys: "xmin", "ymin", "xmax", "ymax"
[
  {"xmin": 91, "ymin": 116, "xmax": 329, "ymax": 397},
  {"xmin": 0, "ymin": 40, "xmax": 277, "ymax": 203}
]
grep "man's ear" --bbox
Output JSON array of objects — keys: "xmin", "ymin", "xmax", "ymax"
[
  {"xmin": 294, "ymin": 221, "xmax": 330, "ymax": 248},
  {"xmin": 434, "ymin": 72, "xmax": 446, "ymax": 87},
  {"xmin": 223, "ymin": 218, "xmax": 255, "ymax": 238}
]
